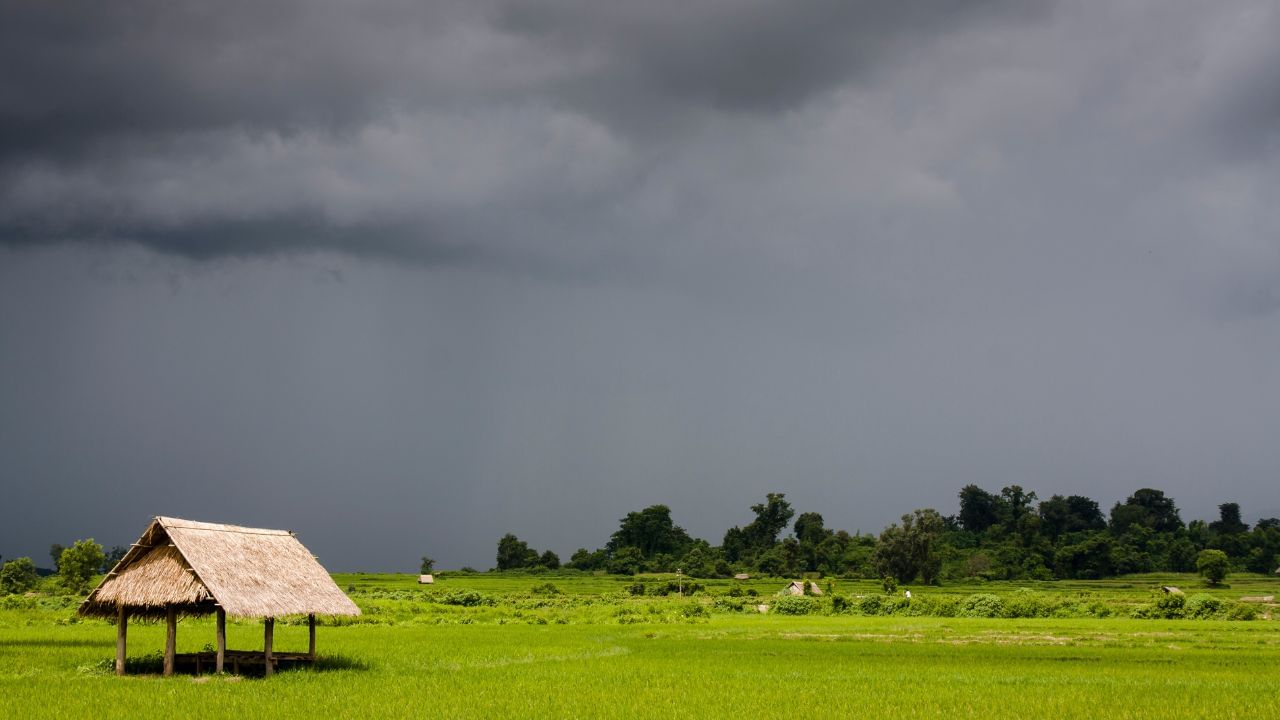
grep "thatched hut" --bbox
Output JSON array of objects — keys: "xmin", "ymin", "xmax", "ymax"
[
  {"xmin": 779, "ymin": 580, "xmax": 823, "ymax": 596},
  {"xmin": 79, "ymin": 516, "xmax": 360, "ymax": 677}
]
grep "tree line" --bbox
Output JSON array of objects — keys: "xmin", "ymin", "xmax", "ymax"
[
  {"xmin": 492, "ymin": 487, "xmax": 1280, "ymax": 584},
  {"xmin": 0, "ymin": 539, "xmax": 123, "ymax": 595}
]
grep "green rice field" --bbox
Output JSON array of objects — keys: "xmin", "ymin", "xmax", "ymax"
[{"xmin": 3, "ymin": 573, "xmax": 1278, "ymax": 719}]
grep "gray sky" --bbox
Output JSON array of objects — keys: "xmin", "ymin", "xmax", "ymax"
[{"xmin": 2, "ymin": 0, "xmax": 1279, "ymax": 571}]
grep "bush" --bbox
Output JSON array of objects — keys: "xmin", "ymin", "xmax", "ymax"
[
  {"xmin": 1, "ymin": 557, "xmax": 39, "ymax": 595},
  {"xmin": 771, "ymin": 596, "xmax": 817, "ymax": 615},
  {"xmin": 1227, "ymin": 603, "xmax": 1259, "ymax": 621},
  {"xmin": 1004, "ymin": 589, "xmax": 1052, "ymax": 618},
  {"xmin": 626, "ymin": 582, "xmax": 646, "ymax": 596},
  {"xmin": 529, "ymin": 582, "xmax": 562, "ymax": 596},
  {"xmin": 437, "ymin": 589, "xmax": 492, "ymax": 607},
  {"xmin": 1184, "ymin": 594, "xmax": 1227, "ymax": 620},
  {"xmin": 959, "ymin": 594, "xmax": 1005, "ymax": 618},
  {"xmin": 830, "ymin": 595, "xmax": 851, "ymax": 614},
  {"xmin": 858, "ymin": 594, "xmax": 885, "ymax": 616},
  {"xmin": 679, "ymin": 602, "xmax": 710, "ymax": 619},
  {"xmin": 1133, "ymin": 592, "xmax": 1185, "ymax": 619}
]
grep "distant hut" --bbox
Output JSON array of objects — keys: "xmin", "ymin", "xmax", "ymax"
[
  {"xmin": 1160, "ymin": 586, "xmax": 1183, "ymax": 595},
  {"xmin": 779, "ymin": 580, "xmax": 823, "ymax": 596},
  {"xmin": 79, "ymin": 516, "xmax": 360, "ymax": 677},
  {"xmin": 418, "ymin": 574, "xmax": 434, "ymax": 584},
  {"xmin": 733, "ymin": 573, "xmax": 750, "ymax": 581}
]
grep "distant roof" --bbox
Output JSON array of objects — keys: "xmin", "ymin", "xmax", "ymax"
[{"xmin": 79, "ymin": 516, "xmax": 360, "ymax": 620}]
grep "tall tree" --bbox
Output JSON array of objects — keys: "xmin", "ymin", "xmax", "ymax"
[
  {"xmin": 607, "ymin": 504, "xmax": 693, "ymax": 559},
  {"xmin": 58, "ymin": 539, "xmax": 104, "ymax": 594},
  {"xmin": 873, "ymin": 509, "xmax": 946, "ymax": 584},
  {"xmin": 1209, "ymin": 503, "xmax": 1249, "ymax": 536},
  {"xmin": 957, "ymin": 485, "xmax": 1001, "ymax": 533},
  {"xmin": 1110, "ymin": 488, "xmax": 1183, "ymax": 534},
  {"xmin": 793, "ymin": 512, "xmax": 829, "ymax": 546},
  {"xmin": 1039, "ymin": 494, "xmax": 1105, "ymax": 540},
  {"xmin": 742, "ymin": 493, "xmax": 795, "ymax": 551},
  {"xmin": 496, "ymin": 533, "xmax": 537, "ymax": 570}
]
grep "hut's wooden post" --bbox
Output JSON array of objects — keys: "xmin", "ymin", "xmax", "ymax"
[
  {"xmin": 115, "ymin": 605, "xmax": 128, "ymax": 676},
  {"xmin": 163, "ymin": 607, "xmax": 176, "ymax": 677},
  {"xmin": 308, "ymin": 613, "xmax": 316, "ymax": 659},
  {"xmin": 263, "ymin": 617, "xmax": 274, "ymax": 677},
  {"xmin": 215, "ymin": 608, "xmax": 226, "ymax": 673}
]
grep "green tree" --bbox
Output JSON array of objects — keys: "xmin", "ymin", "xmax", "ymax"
[
  {"xmin": 1196, "ymin": 549, "xmax": 1230, "ymax": 586},
  {"xmin": 100, "ymin": 545, "xmax": 128, "ymax": 573},
  {"xmin": 607, "ymin": 505, "xmax": 693, "ymax": 559},
  {"xmin": 793, "ymin": 512, "xmax": 829, "ymax": 546},
  {"xmin": 49, "ymin": 544, "xmax": 65, "ymax": 572},
  {"xmin": 607, "ymin": 546, "xmax": 644, "ymax": 575},
  {"xmin": 1209, "ymin": 502, "xmax": 1249, "ymax": 535},
  {"xmin": 742, "ymin": 493, "xmax": 795, "ymax": 551},
  {"xmin": 1110, "ymin": 488, "xmax": 1183, "ymax": 534},
  {"xmin": 873, "ymin": 509, "xmax": 946, "ymax": 584},
  {"xmin": 566, "ymin": 547, "xmax": 608, "ymax": 571},
  {"xmin": 496, "ymin": 533, "xmax": 537, "ymax": 570},
  {"xmin": 1038, "ymin": 495, "xmax": 1106, "ymax": 540},
  {"xmin": 1, "ymin": 557, "xmax": 39, "ymax": 595},
  {"xmin": 420, "ymin": 556, "xmax": 435, "ymax": 574},
  {"xmin": 539, "ymin": 550, "xmax": 560, "ymax": 569},
  {"xmin": 957, "ymin": 485, "xmax": 1001, "ymax": 533},
  {"xmin": 58, "ymin": 539, "xmax": 105, "ymax": 594}
]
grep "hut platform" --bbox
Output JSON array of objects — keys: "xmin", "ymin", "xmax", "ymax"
[{"xmin": 174, "ymin": 649, "xmax": 316, "ymax": 676}]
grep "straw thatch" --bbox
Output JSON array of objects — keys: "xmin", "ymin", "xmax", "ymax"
[
  {"xmin": 779, "ymin": 580, "xmax": 823, "ymax": 596},
  {"xmin": 80, "ymin": 516, "xmax": 361, "ymax": 620}
]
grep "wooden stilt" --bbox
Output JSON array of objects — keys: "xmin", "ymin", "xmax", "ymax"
[
  {"xmin": 308, "ymin": 613, "xmax": 316, "ymax": 659},
  {"xmin": 215, "ymin": 608, "xmax": 226, "ymax": 673},
  {"xmin": 115, "ymin": 605, "xmax": 128, "ymax": 676},
  {"xmin": 264, "ymin": 617, "xmax": 274, "ymax": 677},
  {"xmin": 163, "ymin": 607, "xmax": 176, "ymax": 677}
]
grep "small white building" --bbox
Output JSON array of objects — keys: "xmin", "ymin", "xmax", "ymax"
[{"xmin": 418, "ymin": 574, "xmax": 434, "ymax": 584}]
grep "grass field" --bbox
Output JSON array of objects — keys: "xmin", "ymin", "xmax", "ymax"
[{"xmin": 3, "ymin": 573, "xmax": 1278, "ymax": 719}]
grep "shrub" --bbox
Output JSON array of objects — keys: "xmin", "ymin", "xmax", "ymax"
[
  {"xmin": 858, "ymin": 594, "xmax": 885, "ymax": 616},
  {"xmin": 626, "ymin": 582, "xmax": 646, "ymax": 596},
  {"xmin": 1004, "ymin": 589, "xmax": 1052, "ymax": 618},
  {"xmin": 714, "ymin": 597, "xmax": 746, "ymax": 612},
  {"xmin": 529, "ymin": 582, "xmax": 562, "ymax": 596},
  {"xmin": 1134, "ymin": 592, "xmax": 1185, "ymax": 619},
  {"xmin": 0, "ymin": 557, "xmax": 39, "ymax": 595},
  {"xmin": 437, "ymin": 589, "xmax": 492, "ymax": 607},
  {"xmin": 680, "ymin": 603, "xmax": 709, "ymax": 619},
  {"xmin": 830, "ymin": 595, "xmax": 851, "ymax": 614},
  {"xmin": 771, "ymin": 596, "xmax": 817, "ymax": 615},
  {"xmin": 959, "ymin": 594, "xmax": 1004, "ymax": 618},
  {"xmin": 1227, "ymin": 603, "xmax": 1259, "ymax": 621},
  {"xmin": 1184, "ymin": 594, "xmax": 1227, "ymax": 620}
]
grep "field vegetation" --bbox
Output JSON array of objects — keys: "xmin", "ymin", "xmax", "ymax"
[{"xmin": 3, "ymin": 572, "xmax": 1277, "ymax": 719}]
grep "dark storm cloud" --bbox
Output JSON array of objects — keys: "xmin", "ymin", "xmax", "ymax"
[
  {"xmin": 4, "ymin": 1, "xmax": 1280, "ymax": 570},
  {"xmin": 0, "ymin": 0, "xmax": 1048, "ymax": 262},
  {"xmin": 493, "ymin": 0, "xmax": 1048, "ymax": 118}
]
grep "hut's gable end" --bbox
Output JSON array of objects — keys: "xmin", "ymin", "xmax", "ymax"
[{"xmin": 89, "ymin": 544, "xmax": 212, "ymax": 613}]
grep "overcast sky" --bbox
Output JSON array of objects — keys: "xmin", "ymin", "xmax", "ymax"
[{"xmin": 2, "ymin": 0, "xmax": 1279, "ymax": 571}]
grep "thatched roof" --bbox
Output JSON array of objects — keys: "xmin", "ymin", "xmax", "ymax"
[
  {"xmin": 778, "ymin": 580, "xmax": 823, "ymax": 596},
  {"xmin": 79, "ymin": 517, "xmax": 361, "ymax": 620}
]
